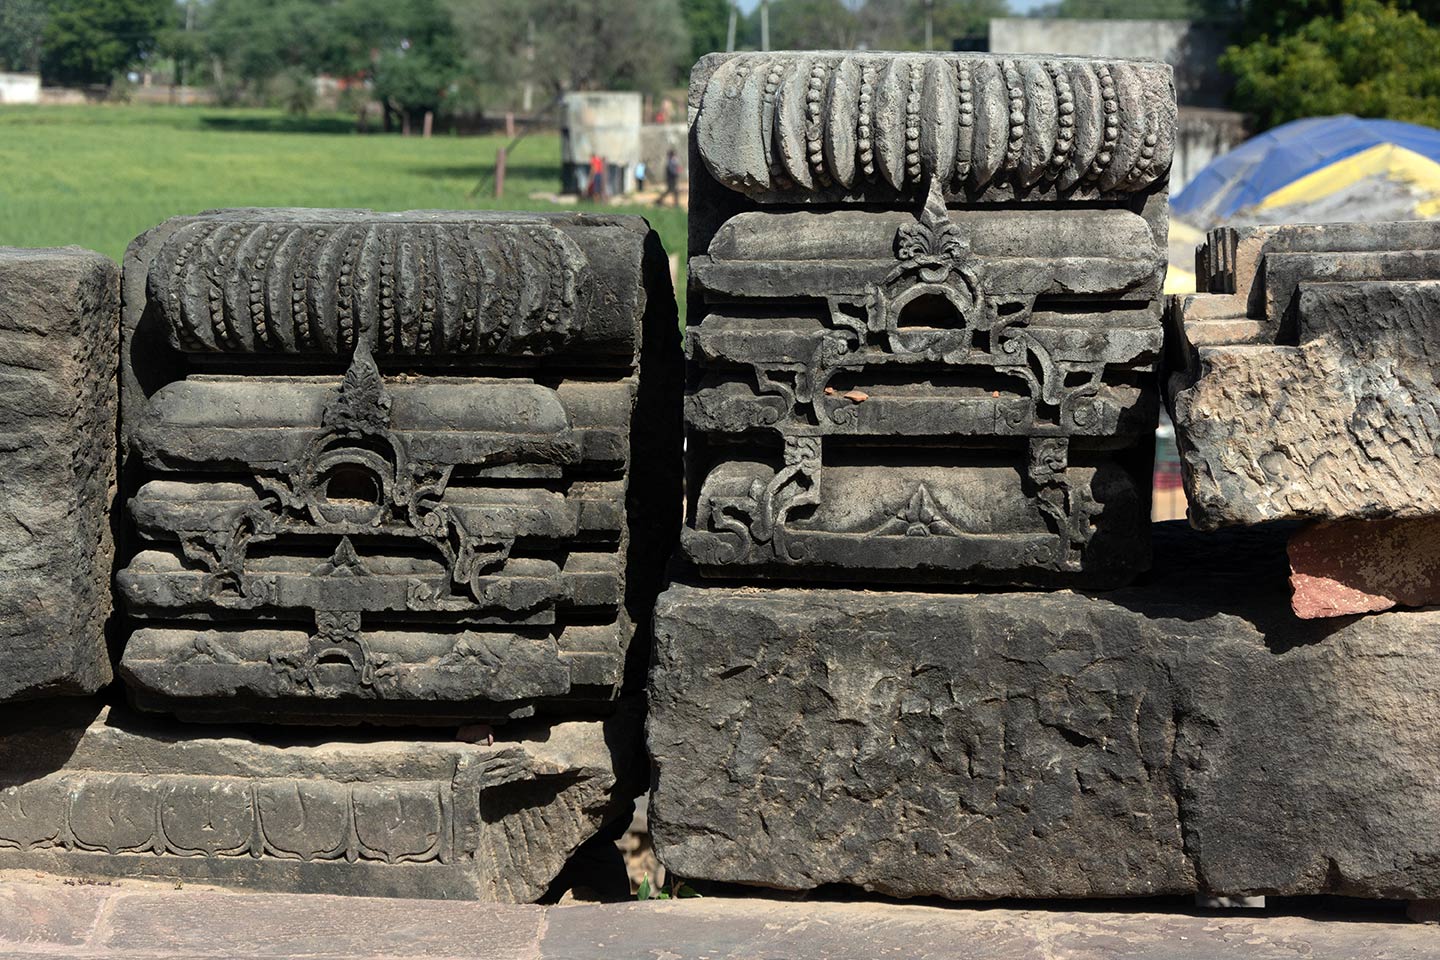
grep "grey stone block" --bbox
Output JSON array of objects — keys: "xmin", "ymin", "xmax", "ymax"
[
  {"xmin": 0, "ymin": 247, "xmax": 118, "ymax": 701},
  {"xmin": 683, "ymin": 53, "xmax": 1174, "ymax": 588},
  {"xmin": 0, "ymin": 699, "xmax": 644, "ymax": 900},
  {"xmin": 117, "ymin": 209, "xmax": 682, "ymax": 723},
  {"xmin": 1167, "ymin": 221, "xmax": 1440, "ymax": 529},
  {"xmin": 649, "ymin": 522, "xmax": 1440, "ymax": 900}
]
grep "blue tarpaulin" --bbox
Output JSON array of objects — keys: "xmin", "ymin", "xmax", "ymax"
[{"xmin": 1172, "ymin": 115, "xmax": 1440, "ymax": 222}]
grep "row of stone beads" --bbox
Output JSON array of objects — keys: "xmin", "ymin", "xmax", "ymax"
[
  {"xmin": 904, "ymin": 61, "xmax": 924, "ymax": 184},
  {"xmin": 1002, "ymin": 60, "xmax": 1024, "ymax": 169},
  {"xmin": 167, "ymin": 230, "xmax": 206, "ymax": 350},
  {"xmin": 378, "ymin": 235, "xmax": 397, "ymax": 351},
  {"xmin": 722, "ymin": 59, "xmax": 749, "ymax": 99},
  {"xmin": 955, "ymin": 62, "xmax": 973, "ymax": 181},
  {"xmin": 414, "ymin": 231, "xmax": 439, "ymax": 353},
  {"xmin": 858, "ymin": 64, "xmax": 877, "ymax": 178},
  {"xmin": 249, "ymin": 228, "xmax": 280, "ymax": 347},
  {"xmin": 335, "ymin": 227, "xmax": 363, "ymax": 351},
  {"xmin": 806, "ymin": 61, "xmax": 831, "ymax": 186},
  {"xmin": 210, "ymin": 227, "xmax": 244, "ymax": 349},
  {"xmin": 1126, "ymin": 123, "xmax": 1160, "ymax": 184},
  {"xmin": 762, "ymin": 61, "xmax": 789, "ymax": 188},
  {"xmin": 1048, "ymin": 63, "xmax": 1074, "ymax": 178},
  {"xmin": 1085, "ymin": 64, "xmax": 1119, "ymax": 182}
]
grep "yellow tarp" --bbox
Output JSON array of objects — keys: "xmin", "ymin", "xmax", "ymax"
[{"xmin": 1256, "ymin": 143, "xmax": 1440, "ymax": 218}]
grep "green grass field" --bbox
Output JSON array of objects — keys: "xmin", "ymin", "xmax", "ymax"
[{"xmin": 0, "ymin": 104, "xmax": 687, "ymax": 315}]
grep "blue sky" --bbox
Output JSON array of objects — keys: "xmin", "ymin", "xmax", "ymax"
[{"xmin": 733, "ymin": 0, "xmax": 1050, "ymax": 11}]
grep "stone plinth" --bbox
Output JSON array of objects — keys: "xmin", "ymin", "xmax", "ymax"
[
  {"xmin": 0, "ymin": 700, "xmax": 644, "ymax": 900},
  {"xmin": 0, "ymin": 248, "xmax": 118, "ymax": 701},
  {"xmin": 649, "ymin": 522, "xmax": 1440, "ymax": 900},
  {"xmin": 118, "ymin": 209, "xmax": 682, "ymax": 723},
  {"xmin": 682, "ymin": 53, "xmax": 1175, "ymax": 588}
]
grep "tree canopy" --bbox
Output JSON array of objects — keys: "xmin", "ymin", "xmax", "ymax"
[
  {"xmin": 1224, "ymin": 0, "xmax": 1440, "ymax": 128},
  {"xmin": 35, "ymin": 0, "xmax": 171, "ymax": 84}
]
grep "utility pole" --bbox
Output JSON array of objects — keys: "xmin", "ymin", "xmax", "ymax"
[
  {"xmin": 522, "ymin": 18, "xmax": 535, "ymax": 113},
  {"xmin": 923, "ymin": 0, "xmax": 934, "ymax": 51},
  {"xmin": 760, "ymin": 0, "xmax": 770, "ymax": 52},
  {"xmin": 726, "ymin": 1, "xmax": 737, "ymax": 52}
]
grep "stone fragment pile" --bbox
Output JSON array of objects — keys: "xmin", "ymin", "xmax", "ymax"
[
  {"xmin": 2, "ymin": 51, "xmax": 1440, "ymax": 914},
  {"xmin": 0, "ymin": 211, "xmax": 681, "ymax": 899},
  {"xmin": 1168, "ymin": 221, "xmax": 1440, "ymax": 617}
]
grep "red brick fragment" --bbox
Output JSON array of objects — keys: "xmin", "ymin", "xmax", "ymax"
[{"xmin": 1288, "ymin": 517, "xmax": 1440, "ymax": 619}]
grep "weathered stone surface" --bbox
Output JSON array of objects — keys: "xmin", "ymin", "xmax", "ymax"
[
  {"xmin": 118, "ymin": 209, "xmax": 682, "ymax": 723},
  {"xmin": 1167, "ymin": 222, "xmax": 1440, "ymax": 529},
  {"xmin": 649, "ymin": 522, "xmax": 1440, "ymax": 900},
  {"xmin": 0, "ymin": 699, "xmax": 644, "ymax": 900},
  {"xmin": 0, "ymin": 248, "xmax": 118, "ymax": 701},
  {"xmin": 1288, "ymin": 517, "xmax": 1440, "ymax": 619},
  {"xmin": 683, "ymin": 53, "xmax": 1174, "ymax": 588}
]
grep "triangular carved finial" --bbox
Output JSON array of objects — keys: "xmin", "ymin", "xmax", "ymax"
[
  {"xmin": 314, "ymin": 536, "xmax": 371, "ymax": 578},
  {"xmin": 894, "ymin": 177, "xmax": 969, "ymax": 273},
  {"xmin": 323, "ymin": 340, "xmax": 391, "ymax": 433}
]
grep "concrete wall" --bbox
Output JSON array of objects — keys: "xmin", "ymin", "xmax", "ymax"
[
  {"xmin": 1172, "ymin": 107, "xmax": 1247, "ymax": 195},
  {"xmin": 0, "ymin": 73, "xmax": 41, "ymax": 105},
  {"xmin": 639, "ymin": 123, "xmax": 687, "ymax": 189},
  {"xmin": 560, "ymin": 92, "xmax": 643, "ymax": 195},
  {"xmin": 988, "ymin": 18, "xmax": 1232, "ymax": 107}
]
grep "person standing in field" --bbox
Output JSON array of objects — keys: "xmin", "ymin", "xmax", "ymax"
[
  {"xmin": 657, "ymin": 148, "xmax": 681, "ymax": 207},
  {"xmin": 635, "ymin": 160, "xmax": 647, "ymax": 194},
  {"xmin": 587, "ymin": 154, "xmax": 606, "ymax": 201}
]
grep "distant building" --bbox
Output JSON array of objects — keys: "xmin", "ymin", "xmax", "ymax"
[
  {"xmin": 559, "ymin": 93, "xmax": 642, "ymax": 197},
  {"xmin": 988, "ymin": 18, "xmax": 1246, "ymax": 192},
  {"xmin": 0, "ymin": 73, "xmax": 41, "ymax": 105}
]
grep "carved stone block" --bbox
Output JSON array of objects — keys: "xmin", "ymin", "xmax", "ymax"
[
  {"xmin": 683, "ymin": 53, "xmax": 1174, "ymax": 587},
  {"xmin": 649, "ymin": 522, "xmax": 1440, "ymax": 901},
  {"xmin": 118, "ymin": 210, "xmax": 681, "ymax": 723},
  {"xmin": 0, "ymin": 700, "xmax": 642, "ymax": 900},
  {"xmin": 1167, "ymin": 221, "xmax": 1440, "ymax": 529},
  {"xmin": 0, "ymin": 248, "xmax": 118, "ymax": 701}
]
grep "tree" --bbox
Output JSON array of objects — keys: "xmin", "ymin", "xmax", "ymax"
[
  {"xmin": 682, "ymin": 0, "xmax": 733, "ymax": 64},
  {"xmin": 448, "ymin": 0, "xmax": 688, "ymax": 101},
  {"xmin": 1223, "ymin": 0, "xmax": 1440, "ymax": 129},
  {"xmin": 0, "ymin": 0, "xmax": 48, "ymax": 72},
  {"xmin": 756, "ymin": 0, "xmax": 862, "ymax": 49},
  {"xmin": 40, "ymin": 0, "xmax": 172, "ymax": 84}
]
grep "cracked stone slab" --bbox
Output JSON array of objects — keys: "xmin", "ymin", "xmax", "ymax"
[
  {"xmin": 0, "ymin": 699, "xmax": 644, "ymax": 901},
  {"xmin": 0, "ymin": 247, "xmax": 118, "ymax": 702},
  {"xmin": 1166, "ymin": 222, "xmax": 1440, "ymax": 530},
  {"xmin": 649, "ymin": 521, "xmax": 1440, "ymax": 901}
]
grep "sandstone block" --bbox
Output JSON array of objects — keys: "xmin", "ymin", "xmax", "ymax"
[
  {"xmin": 117, "ymin": 210, "xmax": 682, "ymax": 723},
  {"xmin": 1288, "ymin": 517, "xmax": 1440, "ymax": 619},
  {"xmin": 683, "ymin": 53, "xmax": 1174, "ymax": 588},
  {"xmin": 649, "ymin": 522, "xmax": 1440, "ymax": 900},
  {"xmin": 1167, "ymin": 222, "xmax": 1440, "ymax": 529},
  {"xmin": 0, "ymin": 248, "xmax": 118, "ymax": 701}
]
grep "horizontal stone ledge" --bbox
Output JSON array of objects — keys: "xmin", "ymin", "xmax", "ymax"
[
  {"xmin": 0, "ymin": 699, "xmax": 645, "ymax": 901},
  {"xmin": 649, "ymin": 521, "xmax": 1440, "ymax": 901}
]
